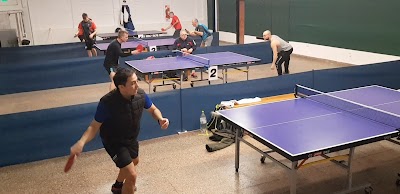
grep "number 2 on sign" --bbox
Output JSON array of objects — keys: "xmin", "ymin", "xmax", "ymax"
[
  {"xmin": 208, "ymin": 66, "xmax": 218, "ymax": 81},
  {"xmin": 149, "ymin": 46, "xmax": 157, "ymax": 52}
]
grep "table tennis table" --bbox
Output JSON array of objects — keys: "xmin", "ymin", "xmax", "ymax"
[
  {"xmin": 95, "ymin": 38, "xmax": 175, "ymax": 53},
  {"xmin": 125, "ymin": 51, "xmax": 260, "ymax": 92},
  {"xmin": 97, "ymin": 29, "xmax": 166, "ymax": 40},
  {"xmin": 218, "ymin": 85, "xmax": 400, "ymax": 194}
]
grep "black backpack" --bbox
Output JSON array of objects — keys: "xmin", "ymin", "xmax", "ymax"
[{"xmin": 207, "ymin": 104, "xmax": 223, "ymax": 131}]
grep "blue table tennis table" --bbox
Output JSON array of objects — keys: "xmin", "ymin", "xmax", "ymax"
[
  {"xmin": 97, "ymin": 29, "xmax": 166, "ymax": 40},
  {"xmin": 218, "ymin": 85, "xmax": 400, "ymax": 194},
  {"xmin": 125, "ymin": 51, "xmax": 260, "ymax": 92},
  {"xmin": 95, "ymin": 38, "xmax": 175, "ymax": 53}
]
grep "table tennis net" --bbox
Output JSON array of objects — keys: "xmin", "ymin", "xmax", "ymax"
[
  {"xmin": 176, "ymin": 51, "xmax": 210, "ymax": 67},
  {"xmin": 134, "ymin": 38, "xmax": 149, "ymax": 47},
  {"xmin": 295, "ymin": 85, "xmax": 400, "ymax": 129}
]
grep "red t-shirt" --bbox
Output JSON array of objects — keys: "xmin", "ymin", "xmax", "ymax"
[
  {"xmin": 78, "ymin": 20, "xmax": 97, "ymax": 36},
  {"xmin": 171, "ymin": 15, "xmax": 182, "ymax": 30}
]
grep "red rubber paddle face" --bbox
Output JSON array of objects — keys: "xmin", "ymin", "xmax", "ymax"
[
  {"xmin": 64, "ymin": 154, "xmax": 76, "ymax": 173},
  {"xmin": 136, "ymin": 44, "xmax": 144, "ymax": 52}
]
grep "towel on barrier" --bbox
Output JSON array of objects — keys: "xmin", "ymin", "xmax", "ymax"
[
  {"xmin": 220, "ymin": 97, "xmax": 261, "ymax": 108},
  {"xmin": 236, "ymin": 97, "xmax": 261, "ymax": 104}
]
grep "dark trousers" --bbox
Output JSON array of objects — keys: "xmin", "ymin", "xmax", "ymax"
[
  {"xmin": 275, "ymin": 48, "xmax": 293, "ymax": 75},
  {"xmin": 173, "ymin": 29, "xmax": 181, "ymax": 38}
]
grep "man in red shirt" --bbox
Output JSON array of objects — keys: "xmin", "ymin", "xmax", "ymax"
[
  {"xmin": 161, "ymin": 11, "xmax": 182, "ymax": 38},
  {"xmin": 74, "ymin": 13, "xmax": 98, "ymax": 57}
]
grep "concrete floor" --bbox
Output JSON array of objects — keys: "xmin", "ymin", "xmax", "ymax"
[
  {"xmin": 0, "ymin": 132, "xmax": 399, "ymax": 194},
  {"xmin": 1, "ymin": 45, "xmax": 400, "ymax": 194}
]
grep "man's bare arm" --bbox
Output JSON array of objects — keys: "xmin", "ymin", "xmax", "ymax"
[
  {"xmin": 70, "ymin": 120, "xmax": 102, "ymax": 155},
  {"xmin": 270, "ymin": 41, "xmax": 279, "ymax": 69},
  {"xmin": 147, "ymin": 104, "xmax": 169, "ymax": 129}
]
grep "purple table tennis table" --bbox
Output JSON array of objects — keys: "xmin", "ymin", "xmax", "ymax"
[
  {"xmin": 125, "ymin": 51, "xmax": 260, "ymax": 92},
  {"xmin": 218, "ymin": 85, "xmax": 400, "ymax": 194},
  {"xmin": 97, "ymin": 29, "xmax": 166, "ymax": 40},
  {"xmin": 95, "ymin": 38, "xmax": 175, "ymax": 53}
]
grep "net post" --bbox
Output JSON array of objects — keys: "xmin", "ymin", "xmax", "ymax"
[{"xmin": 294, "ymin": 84, "xmax": 299, "ymax": 97}]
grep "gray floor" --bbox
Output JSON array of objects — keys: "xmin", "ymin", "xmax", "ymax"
[
  {"xmin": 0, "ymin": 132, "xmax": 399, "ymax": 194},
  {"xmin": 1, "ymin": 46, "xmax": 400, "ymax": 194}
]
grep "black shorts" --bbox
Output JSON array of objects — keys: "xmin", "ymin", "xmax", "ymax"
[
  {"xmin": 104, "ymin": 65, "xmax": 118, "ymax": 74},
  {"xmin": 85, "ymin": 38, "xmax": 95, "ymax": 50},
  {"xmin": 103, "ymin": 140, "xmax": 139, "ymax": 168}
]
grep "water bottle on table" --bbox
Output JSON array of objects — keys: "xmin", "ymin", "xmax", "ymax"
[{"xmin": 200, "ymin": 110, "xmax": 207, "ymax": 133}]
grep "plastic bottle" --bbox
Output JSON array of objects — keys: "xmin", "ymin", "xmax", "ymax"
[{"xmin": 200, "ymin": 110, "xmax": 207, "ymax": 133}]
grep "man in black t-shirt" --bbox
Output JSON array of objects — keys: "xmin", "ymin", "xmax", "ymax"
[
  {"xmin": 103, "ymin": 30, "xmax": 140, "ymax": 91},
  {"xmin": 173, "ymin": 30, "xmax": 197, "ymax": 81},
  {"xmin": 173, "ymin": 31, "xmax": 196, "ymax": 54}
]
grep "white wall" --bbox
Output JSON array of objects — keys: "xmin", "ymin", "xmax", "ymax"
[
  {"xmin": 0, "ymin": 0, "xmax": 33, "ymax": 45},
  {"xmin": 219, "ymin": 31, "xmax": 400, "ymax": 66},
  {"xmin": 26, "ymin": 0, "xmax": 208, "ymax": 45},
  {"xmin": 289, "ymin": 42, "xmax": 400, "ymax": 66}
]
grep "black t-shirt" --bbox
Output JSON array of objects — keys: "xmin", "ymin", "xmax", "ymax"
[
  {"xmin": 103, "ymin": 39, "xmax": 132, "ymax": 68},
  {"xmin": 173, "ymin": 37, "xmax": 196, "ymax": 51}
]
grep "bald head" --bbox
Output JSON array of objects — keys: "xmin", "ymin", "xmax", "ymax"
[
  {"xmin": 180, "ymin": 30, "xmax": 188, "ymax": 36},
  {"xmin": 263, "ymin": 30, "xmax": 271, "ymax": 41},
  {"xmin": 180, "ymin": 30, "xmax": 188, "ymax": 40},
  {"xmin": 191, "ymin": 18, "xmax": 199, "ymax": 27}
]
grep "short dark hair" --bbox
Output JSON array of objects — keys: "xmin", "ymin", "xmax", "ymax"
[
  {"xmin": 82, "ymin": 13, "xmax": 88, "ymax": 19},
  {"xmin": 113, "ymin": 68, "xmax": 135, "ymax": 89},
  {"xmin": 118, "ymin": 29, "xmax": 129, "ymax": 38}
]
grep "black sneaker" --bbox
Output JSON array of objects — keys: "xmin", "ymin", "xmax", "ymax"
[
  {"xmin": 111, "ymin": 183, "xmax": 123, "ymax": 194},
  {"xmin": 111, "ymin": 184, "xmax": 137, "ymax": 193}
]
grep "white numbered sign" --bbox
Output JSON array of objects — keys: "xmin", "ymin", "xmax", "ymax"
[
  {"xmin": 208, "ymin": 66, "xmax": 218, "ymax": 81},
  {"xmin": 138, "ymin": 34, "xmax": 144, "ymax": 38},
  {"xmin": 149, "ymin": 46, "xmax": 157, "ymax": 52}
]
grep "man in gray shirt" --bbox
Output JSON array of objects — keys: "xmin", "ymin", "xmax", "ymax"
[{"xmin": 263, "ymin": 30, "xmax": 293, "ymax": 75}]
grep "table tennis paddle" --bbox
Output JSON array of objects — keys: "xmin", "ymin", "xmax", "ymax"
[
  {"xmin": 64, "ymin": 154, "xmax": 76, "ymax": 173},
  {"xmin": 136, "ymin": 44, "xmax": 144, "ymax": 53}
]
